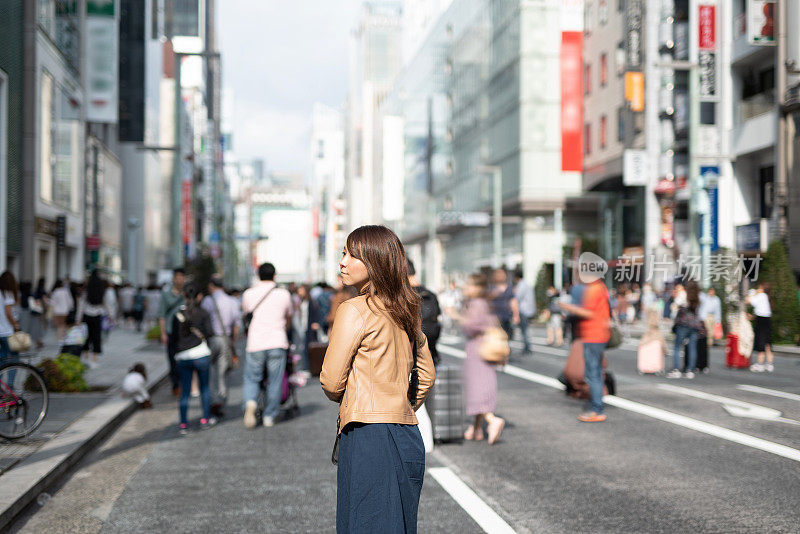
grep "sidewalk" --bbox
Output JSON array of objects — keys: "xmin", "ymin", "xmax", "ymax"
[{"xmin": 0, "ymin": 325, "xmax": 168, "ymax": 528}]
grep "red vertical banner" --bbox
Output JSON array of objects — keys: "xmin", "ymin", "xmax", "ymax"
[
  {"xmin": 698, "ymin": 4, "xmax": 716, "ymax": 50},
  {"xmin": 561, "ymin": 31, "xmax": 583, "ymax": 172},
  {"xmin": 312, "ymin": 207, "xmax": 319, "ymax": 239},
  {"xmin": 181, "ymin": 181, "xmax": 193, "ymax": 245}
]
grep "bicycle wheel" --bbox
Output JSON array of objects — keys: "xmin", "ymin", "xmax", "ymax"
[{"xmin": 0, "ymin": 362, "xmax": 49, "ymax": 440}]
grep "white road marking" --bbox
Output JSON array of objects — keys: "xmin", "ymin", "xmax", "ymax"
[
  {"xmin": 439, "ymin": 340, "xmax": 800, "ymax": 463},
  {"xmin": 737, "ymin": 384, "xmax": 800, "ymax": 403},
  {"xmin": 427, "ymin": 467, "xmax": 517, "ymax": 534},
  {"xmin": 657, "ymin": 384, "xmax": 783, "ymax": 418}
]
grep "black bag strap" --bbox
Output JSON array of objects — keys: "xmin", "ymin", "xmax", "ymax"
[
  {"xmin": 407, "ymin": 336, "xmax": 419, "ymax": 405},
  {"xmin": 248, "ymin": 285, "xmax": 277, "ymax": 319},
  {"xmin": 209, "ymin": 293, "xmax": 229, "ymax": 337}
]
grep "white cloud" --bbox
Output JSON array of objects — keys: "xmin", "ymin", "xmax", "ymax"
[{"xmin": 219, "ymin": 0, "xmax": 361, "ymax": 175}]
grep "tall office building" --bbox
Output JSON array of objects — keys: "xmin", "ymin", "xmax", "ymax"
[{"xmin": 345, "ymin": 1, "xmax": 403, "ymax": 231}]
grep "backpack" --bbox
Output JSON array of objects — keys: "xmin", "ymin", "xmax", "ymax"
[{"xmin": 417, "ymin": 287, "xmax": 440, "ymax": 326}]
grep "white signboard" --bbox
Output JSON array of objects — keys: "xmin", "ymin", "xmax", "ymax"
[
  {"xmin": 747, "ymin": 0, "xmax": 776, "ymax": 46},
  {"xmin": 623, "ymin": 149, "xmax": 649, "ymax": 186},
  {"xmin": 85, "ymin": 7, "xmax": 118, "ymax": 122}
]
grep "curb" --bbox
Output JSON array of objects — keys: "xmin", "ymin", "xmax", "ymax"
[{"xmin": 0, "ymin": 368, "xmax": 169, "ymax": 530}]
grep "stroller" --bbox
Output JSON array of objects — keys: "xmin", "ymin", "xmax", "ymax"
[{"xmin": 255, "ymin": 351, "xmax": 300, "ymax": 422}]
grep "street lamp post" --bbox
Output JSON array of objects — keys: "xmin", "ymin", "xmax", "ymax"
[{"xmin": 477, "ymin": 165, "xmax": 503, "ymax": 268}]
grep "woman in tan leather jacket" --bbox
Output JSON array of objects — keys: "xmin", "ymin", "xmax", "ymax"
[{"xmin": 321, "ymin": 225, "xmax": 436, "ymax": 534}]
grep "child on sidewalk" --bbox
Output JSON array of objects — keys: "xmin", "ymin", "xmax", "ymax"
[
  {"xmin": 637, "ymin": 310, "xmax": 668, "ymax": 374},
  {"xmin": 122, "ymin": 362, "xmax": 152, "ymax": 409},
  {"xmin": 61, "ymin": 313, "xmax": 87, "ymax": 357}
]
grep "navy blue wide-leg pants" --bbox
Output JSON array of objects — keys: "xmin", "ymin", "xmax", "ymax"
[{"xmin": 337, "ymin": 422, "xmax": 425, "ymax": 533}]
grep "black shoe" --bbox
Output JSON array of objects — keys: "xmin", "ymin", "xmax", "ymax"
[{"xmin": 210, "ymin": 403, "xmax": 224, "ymax": 417}]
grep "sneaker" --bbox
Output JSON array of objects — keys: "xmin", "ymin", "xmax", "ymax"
[
  {"xmin": 702, "ymin": 367, "xmax": 710, "ymax": 374},
  {"xmin": 578, "ymin": 412, "xmax": 607, "ymax": 422},
  {"xmin": 765, "ymin": 363, "xmax": 774, "ymax": 373},
  {"xmin": 179, "ymin": 423, "xmax": 189, "ymax": 436},
  {"xmin": 262, "ymin": 416, "xmax": 275, "ymax": 427},
  {"xmin": 750, "ymin": 364, "xmax": 764, "ymax": 372},
  {"xmin": 243, "ymin": 400, "xmax": 258, "ymax": 429},
  {"xmin": 666, "ymin": 370, "xmax": 682, "ymax": 379},
  {"xmin": 200, "ymin": 417, "xmax": 218, "ymax": 429},
  {"xmin": 684, "ymin": 371, "xmax": 695, "ymax": 379}
]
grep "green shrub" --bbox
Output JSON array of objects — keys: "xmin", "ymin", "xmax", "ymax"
[
  {"xmin": 27, "ymin": 354, "xmax": 89, "ymax": 392},
  {"xmin": 146, "ymin": 324, "xmax": 161, "ymax": 341},
  {"xmin": 756, "ymin": 240, "xmax": 800, "ymax": 344}
]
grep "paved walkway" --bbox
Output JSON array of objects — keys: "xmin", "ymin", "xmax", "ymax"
[{"xmin": 0, "ymin": 326, "xmax": 167, "ymax": 475}]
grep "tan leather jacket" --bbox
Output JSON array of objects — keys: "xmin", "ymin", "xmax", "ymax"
[{"xmin": 320, "ymin": 294, "xmax": 436, "ymax": 432}]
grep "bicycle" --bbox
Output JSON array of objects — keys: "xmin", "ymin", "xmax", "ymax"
[{"xmin": 0, "ymin": 361, "xmax": 49, "ymax": 440}]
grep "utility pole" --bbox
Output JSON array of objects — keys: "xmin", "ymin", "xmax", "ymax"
[
  {"xmin": 776, "ymin": 0, "xmax": 789, "ymax": 244},
  {"xmin": 478, "ymin": 165, "xmax": 503, "ymax": 268},
  {"xmin": 171, "ymin": 50, "xmax": 221, "ymax": 268}
]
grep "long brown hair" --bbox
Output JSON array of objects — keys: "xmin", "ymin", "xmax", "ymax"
[
  {"xmin": 345, "ymin": 225, "xmax": 423, "ymax": 346},
  {"xmin": 0, "ymin": 271, "xmax": 19, "ymax": 302}
]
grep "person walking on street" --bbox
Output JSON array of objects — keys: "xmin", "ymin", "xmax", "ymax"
[
  {"xmin": 698, "ymin": 287, "xmax": 722, "ymax": 348},
  {"xmin": 513, "ymin": 270, "xmax": 535, "ymax": 355},
  {"xmin": 546, "ymin": 286, "xmax": 565, "ymax": 347},
  {"xmin": 667, "ymin": 280, "xmax": 703, "ymax": 379},
  {"xmin": 241, "ymin": 262, "xmax": 293, "ymax": 428},
  {"xmin": 453, "ymin": 273, "xmax": 506, "ymax": 443},
  {"xmin": 132, "ymin": 286, "xmax": 146, "ymax": 332},
  {"xmin": 559, "ymin": 273, "xmax": 611, "ymax": 422},
  {"xmin": 748, "ymin": 283, "xmax": 774, "ymax": 372},
  {"xmin": 50, "ymin": 279, "xmax": 74, "ymax": 342},
  {"xmin": 77, "ymin": 270, "xmax": 113, "ymax": 369},
  {"xmin": 321, "ymin": 225, "xmax": 435, "ymax": 533},
  {"xmin": 291, "ymin": 284, "xmax": 321, "ymax": 373},
  {"xmin": 172, "ymin": 283, "xmax": 216, "ymax": 434},
  {"xmin": 407, "ymin": 259, "xmax": 442, "ymax": 366},
  {"xmin": 202, "ymin": 275, "xmax": 240, "ymax": 416},
  {"xmin": 119, "ymin": 283, "xmax": 136, "ymax": 329},
  {"xmin": 489, "ymin": 268, "xmax": 520, "ymax": 344},
  {"xmin": 0, "ymin": 271, "xmax": 21, "ymax": 367},
  {"xmin": 158, "ymin": 268, "xmax": 186, "ymax": 396}
]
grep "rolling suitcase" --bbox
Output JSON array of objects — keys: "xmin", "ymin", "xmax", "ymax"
[
  {"xmin": 637, "ymin": 340, "xmax": 665, "ymax": 374},
  {"xmin": 307, "ymin": 342, "xmax": 328, "ymax": 376},
  {"xmin": 725, "ymin": 334, "xmax": 749, "ymax": 369},
  {"xmin": 426, "ymin": 364, "xmax": 464, "ymax": 443}
]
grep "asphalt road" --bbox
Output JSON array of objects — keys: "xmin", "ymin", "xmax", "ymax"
[{"xmin": 8, "ymin": 330, "xmax": 800, "ymax": 533}]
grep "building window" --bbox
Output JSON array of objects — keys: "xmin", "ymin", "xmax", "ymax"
[
  {"xmin": 584, "ymin": 123, "xmax": 592, "ymax": 155},
  {"xmin": 600, "ymin": 115, "xmax": 608, "ymax": 149},
  {"xmin": 617, "ymin": 107, "xmax": 625, "ymax": 141},
  {"xmin": 599, "ymin": 0, "xmax": 608, "ymax": 24},
  {"xmin": 40, "ymin": 70, "xmax": 54, "ymax": 203},
  {"xmin": 584, "ymin": 64, "xmax": 592, "ymax": 95},
  {"xmin": 616, "ymin": 42, "xmax": 625, "ymax": 77},
  {"xmin": 585, "ymin": 1, "xmax": 593, "ymax": 34},
  {"xmin": 600, "ymin": 53, "xmax": 608, "ymax": 87}
]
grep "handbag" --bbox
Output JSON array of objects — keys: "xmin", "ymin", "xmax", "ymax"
[
  {"xmin": 606, "ymin": 323, "xmax": 623, "ymax": 349},
  {"xmin": 8, "ymin": 331, "xmax": 32, "ymax": 353},
  {"xmin": 480, "ymin": 326, "xmax": 510, "ymax": 364},
  {"xmin": 28, "ymin": 296, "xmax": 44, "ymax": 315},
  {"xmin": 713, "ymin": 322, "xmax": 723, "ymax": 340}
]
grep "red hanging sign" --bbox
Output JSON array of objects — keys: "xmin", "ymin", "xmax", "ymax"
[{"xmin": 698, "ymin": 5, "xmax": 716, "ymax": 50}]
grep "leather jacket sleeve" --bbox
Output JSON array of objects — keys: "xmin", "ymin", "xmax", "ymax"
[
  {"xmin": 413, "ymin": 333, "xmax": 436, "ymax": 411},
  {"xmin": 320, "ymin": 302, "xmax": 365, "ymax": 403}
]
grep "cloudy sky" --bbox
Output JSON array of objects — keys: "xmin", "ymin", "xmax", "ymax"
[{"xmin": 218, "ymin": 1, "xmax": 361, "ymax": 176}]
